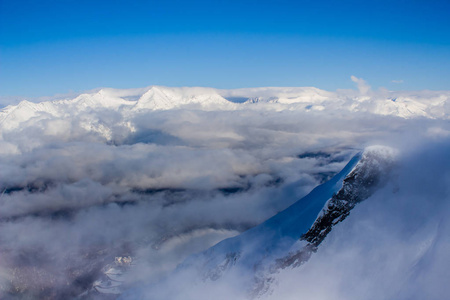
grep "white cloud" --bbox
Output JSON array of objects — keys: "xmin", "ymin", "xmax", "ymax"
[
  {"xmin": 351, "ymin": 75, "xmax": 371, "ymax": 94},
  {"xmin": 0, "ymin": 86, "xmax": 449, "ymax": 298}
]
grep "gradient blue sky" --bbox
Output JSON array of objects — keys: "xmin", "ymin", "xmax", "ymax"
[{"xmin": 1, "ymin": 0, "xmax": 449, "ymax": 98}]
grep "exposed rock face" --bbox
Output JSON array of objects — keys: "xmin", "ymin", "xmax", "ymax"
[
  {"xmin": 302, "ymin": 147, "xmax": 395, "ymax": 248},
  {"xmin": 262, "ymin": 146, "xmax": 396, "ymax": 295}
]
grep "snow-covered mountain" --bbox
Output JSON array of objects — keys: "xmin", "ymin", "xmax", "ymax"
[
  {"xmin": 1, "ymin": 84, "xmax": 449, "ymax": 300},
  {"xmin": 177, "ymin": 147, "xmax": 395, "ymax": 295},
  {"xmin": 120, "ymin": 146, "xmax": 396, "ymax": 299},
  {"xmin": 1, "ymin": 86, "xmax": 448, "ymax": 136}
]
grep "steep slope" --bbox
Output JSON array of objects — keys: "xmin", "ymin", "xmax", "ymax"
[{"xmin": 179, "ymin": 146, "xmax": 396, "ymax": 296}]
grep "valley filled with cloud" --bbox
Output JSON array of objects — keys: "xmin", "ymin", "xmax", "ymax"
[{"xmin": 0, "ymin": 82, "xmax": 448, "ymax": 299}]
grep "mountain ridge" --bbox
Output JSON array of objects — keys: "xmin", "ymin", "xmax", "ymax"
[
  {"xmin": 173, "ymin": 146, "xmax": 396, "ymax": 297},
  {"xmin": 1, "ymin": 86, "xmax": 448, "ymax": 132}
]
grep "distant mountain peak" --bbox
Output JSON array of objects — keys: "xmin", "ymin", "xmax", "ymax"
[{"xmin": 1, "ymin": 86, "xmax": 448, "ymax": 136}]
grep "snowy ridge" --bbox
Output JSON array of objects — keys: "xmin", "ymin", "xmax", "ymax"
[
  {"xmin": 133, "ymin": 86, "xmax": 236, "ymax": 111},
  {"xmin": 177, "ymin": 146, "xmax": 396, "ymax": 296},
  {"xmin": 0, "ymin": 86, "xmax": 448, "ymax": 135},
  {"xmin": 274, "ymin": 146, "xmax": 397, "ymax": 271}
]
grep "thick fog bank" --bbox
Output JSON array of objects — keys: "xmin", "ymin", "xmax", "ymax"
[{"xmin": 0, "ymin": 85, "xmax": 448, "ymax": 298}]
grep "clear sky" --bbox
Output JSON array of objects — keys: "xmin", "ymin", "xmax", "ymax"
[{"xmin": 1, "ymin": 0, "xmax": 449, "ymax": 98}]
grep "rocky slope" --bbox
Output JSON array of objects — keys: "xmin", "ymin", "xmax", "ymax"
[{"xmin": 178, "ymin": 146, "xmax": 396, "ymax": 297}]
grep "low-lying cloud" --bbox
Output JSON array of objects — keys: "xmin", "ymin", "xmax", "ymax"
[{"xmin": 0, "ymin": 83, "xmax": 449, "ymax": 298}]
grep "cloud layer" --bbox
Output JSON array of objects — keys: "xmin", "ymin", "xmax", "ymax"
[{"xmin": 0, "ymin": 84, "xmax": 449, "ymax": 298}]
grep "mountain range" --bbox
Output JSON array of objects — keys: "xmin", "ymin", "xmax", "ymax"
[
  {"xmin": 1, "ymin": 86, "xmax": 449, "ymax": 133},
  {"xmin": 0, "ymin": 85, "xmax": 448, "ymax": 299}
]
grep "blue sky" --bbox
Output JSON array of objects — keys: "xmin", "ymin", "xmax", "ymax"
[{"xmin": 1, "ymin": 0, "xmax": 449, "ymax": 97}]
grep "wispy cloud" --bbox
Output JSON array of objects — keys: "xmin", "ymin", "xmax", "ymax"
[
  {"xmin": 391, "ymin": 79, "xmax": 404, "ymax": 84},
  {"xmin": 351, "ymin": 75, "xmax": 371, "ymax": 94}
]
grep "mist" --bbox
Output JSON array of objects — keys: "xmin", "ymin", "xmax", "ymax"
[{"xmin": 0, "ymin": 85, "xmax": 448, "ymax": 299}]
